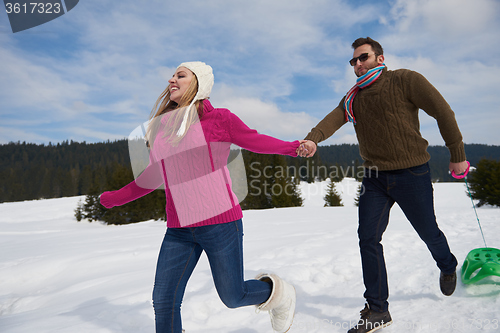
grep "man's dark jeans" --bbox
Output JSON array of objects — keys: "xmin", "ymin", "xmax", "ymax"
[{"xmin": 358, "ymin": 163, "xmax": 457, "ymax": 312}]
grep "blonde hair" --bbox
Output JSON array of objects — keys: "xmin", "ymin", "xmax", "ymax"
[{"xmin": 146, "ymin": 73, "xmax": 204, "ymax": 148}]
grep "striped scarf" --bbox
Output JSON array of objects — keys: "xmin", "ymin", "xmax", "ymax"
[{"xmin": 344, "ymin": 64, "xmax": 386, "ymax": 124}]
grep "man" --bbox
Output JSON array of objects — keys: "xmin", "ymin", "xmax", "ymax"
[{"xmin": 299, "ymin": 37, "xmax": 469, "ymax": 333}]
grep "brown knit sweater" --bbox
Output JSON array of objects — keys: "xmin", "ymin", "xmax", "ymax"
[{"xmin": 304, "ymin": 68, "xmax": 466, "ymax": 171}]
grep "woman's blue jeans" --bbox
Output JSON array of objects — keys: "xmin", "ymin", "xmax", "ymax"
[
  {"xmin": 358, "ymin": 163, "xmax": 457, "ymax": 312},
  {"xmin": 152, "ymin": 219, "xmax": 272, "ymax": 333}
]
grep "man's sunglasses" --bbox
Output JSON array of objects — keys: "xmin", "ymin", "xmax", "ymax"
[{"xmin": 349, "ymin": 53, "xmax": 375, "ymax": 66}]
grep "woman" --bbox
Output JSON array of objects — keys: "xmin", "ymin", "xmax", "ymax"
[{"xmin": 100, "ymin": 61, "xmax": 301, "ymax": 333}]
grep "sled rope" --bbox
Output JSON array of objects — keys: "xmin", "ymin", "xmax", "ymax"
[
  {"xmin": 464, "ymin": 176, "xmax": 488, "ymax": 248},
  {"xmin": 452, "ymin": 161, "xmax": 488, "ymax": 248}
]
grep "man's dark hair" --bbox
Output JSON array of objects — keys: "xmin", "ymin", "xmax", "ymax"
[{"xmin": 352, "ymin": 37, "xmax": 384, "ymax": 56}]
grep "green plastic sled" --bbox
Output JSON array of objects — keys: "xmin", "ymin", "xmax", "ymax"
[{"xmin": 461, "ymin": 248, "xmax": 500, "ymax": 284}]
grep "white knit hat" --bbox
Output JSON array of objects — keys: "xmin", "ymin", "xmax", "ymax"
[{"xmin": 175, "ymin": 61, "xmax": 214, "ymax": 136}]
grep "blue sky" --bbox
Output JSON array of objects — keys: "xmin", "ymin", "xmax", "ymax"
[{"xmin": 1, "ymin": 0, "xmax": 499, "ymax": 146}]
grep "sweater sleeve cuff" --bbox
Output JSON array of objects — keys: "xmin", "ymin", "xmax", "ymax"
[
  {"xmin": 288, "ymin": 140, "xmax": 301, "ymax": 157},
  {"xmin": 448, "ymin": 143, "xmax": 466, "ymax": 163},
  {"xmin": 304, "ymin": 130, "xmax": 323, "ymax": 144},
  {"xmin": 101, "ymin": 181, "xmax": 155, "ymax": 208}
]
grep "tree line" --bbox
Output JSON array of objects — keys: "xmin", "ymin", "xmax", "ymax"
[
  {"xmin": 1, "ymin": 140, "xmax": 499, "ymax": 204},
  {"xmin": 0, "ymin": 140, "xmax": 129, "ymax": 203}
]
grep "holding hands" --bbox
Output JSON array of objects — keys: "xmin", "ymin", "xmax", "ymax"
[{"xmin": 296, "ymin": 140, "xmax": 317, "ymax": 158}]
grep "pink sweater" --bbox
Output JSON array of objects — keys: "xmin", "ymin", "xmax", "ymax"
[{"xmin": 100, "ymin": 99, "xmax": 300, "ymax": 228}]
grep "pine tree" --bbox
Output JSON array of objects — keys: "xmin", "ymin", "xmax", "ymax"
[
  {"xmin": 271, "ymin": 175, "xmax": 304, "ymax": 208},
  {"xmin": 268, "ymin": 154, "xmax": 303, "ymax": 208},
  {"xmin": 240, "ymin": 151, "xmax": 274, "ymax": 210},
  {"xmin": 75, "ymin": 199, "xmax": 83, "ymax": 222},
  {"xmin": 324, "ymin": 177, "xmax": 343, "ymax": 207},
  {"xmin": 80, "ymin": 188, "xmax": 105, "ymax": 222},
  {"xmin": 467, "ymin": 159, "xmax": 500, "ymax": 207},
  {"xmin": 239, "ymin": 151, "xmax": 303, "ymax": 209}
]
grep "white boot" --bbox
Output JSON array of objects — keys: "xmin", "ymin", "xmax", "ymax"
[{"xmin": 256, "ymin": 273, "xmax": 296, "ymax": 333}]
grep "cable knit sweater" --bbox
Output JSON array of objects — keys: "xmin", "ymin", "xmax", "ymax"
[
  {"xmin": 305, "ymin": 68, "xmax": 466, "ymax": 171},
  {"xmin": 100, "ymin": 99, "xmax": 300, "ymax": 228}
]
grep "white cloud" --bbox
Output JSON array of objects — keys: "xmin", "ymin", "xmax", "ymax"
[
  {"xmin": 381, "ymin": 0, "xmax": 500, "ymax": 57},
  {"xmin": 387, "ymin": 0, "xmax": 498, "ymax": 36},
  {"xmin": 0, "ymin": 46, "xmax": 88, "ymax": 117},
  {"xmin": 212, "ymin": 84, "xmax": 317, "ymax": 142}
]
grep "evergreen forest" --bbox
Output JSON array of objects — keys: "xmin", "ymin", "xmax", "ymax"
[{"xmin": 1, "ymin": 140, "xmax": 499, "ymax": 206}]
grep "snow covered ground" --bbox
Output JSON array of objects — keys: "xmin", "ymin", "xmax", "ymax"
[{"xmin": 1, "ymin": 179, "xmax": 499, "ymax": 333}]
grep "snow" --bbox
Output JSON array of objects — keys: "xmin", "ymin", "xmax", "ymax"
[{"xmin": 1, "ymin": 179, "xmax": 499, "ymax": 333}]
